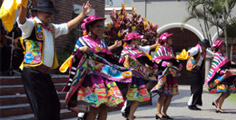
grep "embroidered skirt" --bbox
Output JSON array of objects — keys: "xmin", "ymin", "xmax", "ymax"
[
  {"xmin": 126, "ymin": 77, "xmax": 150, "ymax": 102},
  {"xmin": 151, "ymin": 75, "xmax": 179, "ymax": 96},
  {"xmin": 76, "ymin": 74, "xmax": 124, "ymax": 108},
  {"xmin": 208, "ymin": 70, "xmax": 236, "ymax": 94}
]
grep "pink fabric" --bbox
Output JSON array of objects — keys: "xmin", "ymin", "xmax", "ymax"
[
  {"xmin": 81, "ymin": 15, "xmax": 106, "ymax": 32},
  {"xmin": 159, "ymin": 32, "xmax": 173, "ymax": 42},
  {"xmin": 123, "ymin": 32, "xmax": 144, "ymax": 41},
  {"xmin": 212, "ymin": 40, "xmax": 224, "ymax": 48},
  {"xmin": 161, "ymin": 61, "xmax": 169, "ymax": 67},
  {"xmin": 82, "ymin": 35, "xmax": 112, "ymax": 55},
  {"xmin": 220, "ymin": 70, "xmax": 225, "ymax": 75},
  {"xmin": 153, "ymin": 45, "xmax": 176, "ymax": 62},
  {"xmin": 205, "ymin": 52, "xmax": 229, "ymax": 83},
  {"xmin": 119, "ymin": 45, "xmax": 147, "ymax": 63},
  {"xmin": 195, "ymin": 44, "xmax": 206, "ymax": 58}
]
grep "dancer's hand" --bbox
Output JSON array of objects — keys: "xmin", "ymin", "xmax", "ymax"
[
  {"xmin": 109, "ymin": 40, "xmax": 122, "ymax": 50},
  {"xmin": 19, "ymin": 0, "xmax": 28, "ymax": 8},
  {"xmin": 82, "ymin": 1, "xmax": 92, "ymax": 16},
  {"xmin": 79, "ymin": 46, "xmax": 90, "ymax": 52},
  {"xmin": 167, "ymin": 62, "xmax": 172, "ymax": 67},
  {"xmin": 113, "ymin": 40, "xmax": 122, "ymax": 48}
]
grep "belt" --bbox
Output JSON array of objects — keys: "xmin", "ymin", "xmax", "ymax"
[{"xmin": 33, "ymin": 65, "xmax": 50, "ymax": 74}]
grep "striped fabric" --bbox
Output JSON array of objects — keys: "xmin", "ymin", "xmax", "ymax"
[
  {"xmin": 206, "ymin": 52, "xmax": 229, "ymax": 83},
  {"xmin": 74, "ymin": 35, "xmax": 112, "ymax": 55},
  {"xmin": 119, "ymin": 45, "xmax": 147, "ymax": 63},
  {"xmin": 152, "ymin": 45, "xmax": 180, "ymax": 96},
  {"xmin": 153, "ymin": 45, "xmax": 175, "ymax": 62}
]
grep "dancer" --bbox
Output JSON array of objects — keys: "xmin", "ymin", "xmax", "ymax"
[
  {"xmin": 17, "ymin": 0, "xmax": 92, "ymax": 119},
  {"xmin": 206, "ymin": 40, "xmax": 236, "ymax": 113},
  {"xmin": 151, "ymin": 32, "xmax": 182, "ymax": 120},
  {"xmin": 61, "ymin": 14, "xmax": 132, "ymax": 120},
  {"xmin": 119, "ymin": 32, "xmax": 158, "ymax": 120},
  {"xmin": 187, "ymin": 39, "xmax": 214, "ymax": 110},
  {"xmin": 121, "ymin": 37, "xmax": 159, "ymax": 119}
]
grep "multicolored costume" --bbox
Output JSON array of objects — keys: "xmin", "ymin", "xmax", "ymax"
[
  {"xmin": 151, "ymin": 45, "xmax": 182, "ymax": 96},
  {"xmin": 206, "ymin": 52, "xmax": 236, "ymax": 93},
  {"xmin": 62, "ymin": 35, "xmax": 132, "ymax": 108},
  {"xmin": 119, "ymin": 43, "xmax": 157, "ymax": 102}
]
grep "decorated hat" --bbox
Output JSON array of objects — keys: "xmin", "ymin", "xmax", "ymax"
[
  {"xmin": 81, "ymin": 15, "xmax": 106, "ymax": 32},
  {"xmin": 123, "ymin": 32, "xmax": 144, "ymax": 41},
  {"xmin": 212, "ymin": 40, "xmax": 224, "ymax": 48},
  {"xmin": 159, "ymin": 32, "xmax": 173, "ymax": 42},
  {"xmin": 199, "ymin": 39, "xmax": 210, "ymax": 48},
  {"xmin": 31, "ymin": 0, "xmax": 59, "ymax": 14}
]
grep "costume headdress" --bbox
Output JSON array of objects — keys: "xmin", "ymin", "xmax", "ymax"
[
  {"xmin": 159, "ymin": 32, "xmax": 173, "ymax": 43},
  {"xmin": 122, "ymin": 32, "xmax": 144, "ymax": 41}
]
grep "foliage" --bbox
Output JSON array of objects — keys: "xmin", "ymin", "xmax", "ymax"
[
  {"xmin": 227, "ymin": 17, "xmax": 236, "ymax": 38},
  {"xmin": 182, "ymin": 0, "xmax": 236, "ymax": 58},
  {"xmin": 103, "ymin": 4, "xmax": 158, "ymax": 59}
]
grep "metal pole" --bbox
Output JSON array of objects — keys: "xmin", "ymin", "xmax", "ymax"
[{"xmin": 145, "ymin": 0, "xmax": 147, "ymax": 18}]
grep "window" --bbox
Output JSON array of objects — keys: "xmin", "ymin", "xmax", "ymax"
[{"xmin": 106, "ymin": 0, "xmax": 133, "ymax": 6}]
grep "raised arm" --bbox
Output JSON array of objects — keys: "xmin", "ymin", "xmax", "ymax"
[
  {"xmin": 149, "ymin": 40, "xmax": 159, "ymax": 50},
  {"xmin": 109, "ymin": 40, "xmax": 122, "ymax": 51},
  {"xmin": 67, "ymin": 1, "xmax": 92, "ymax": 31},
  {"xmin": 18, "ymin": 0, "xmax": 28, "ymax": 24}
]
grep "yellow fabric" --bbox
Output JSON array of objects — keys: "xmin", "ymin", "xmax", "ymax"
[
  {"xmin": 59, "ymin": 55, "xmax": 72, "ymax": 73},
  {"xmin": 145, "ymin": 53, "xmax": 152, "ymax": 60},
  {"xmin": 155, "ymin": 44, "xmax": 161, "ymax": 51},
  {"xmin": 176, "ymin": 49, "xmax": 190, "ymax": 60},
  {"xmin": 0, "ymin": 0, "xmax": 27, "ymax": 32}
]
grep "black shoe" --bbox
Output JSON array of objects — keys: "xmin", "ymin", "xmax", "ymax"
[
  {"xmin": 188, "ymin": 105, "xmax": 201, "ymax": 110},
  {"xmin": 215, "ymin": 109, "xmax": 224, "ymax": 113},
  {"xmin": 122, "ymin": 112, "xmax": 128, "ymax": 118},
  {"xmin": 156, "ymin": 114, "xmax": 160, "ymax": 119},
  {"xmin": 193, "ymin": 106, "xmax": 201, "ymax": 110},
  {"xmin": 163, "ymin": 115, "xmax": 173, "ymax": 120},
  {"xmin": 212, "ymin": 101, "xmax": 217, "ymax": 108},
  {"xmin": 122, "ymin": 112, "xmax": 136, "ymax": 119}
]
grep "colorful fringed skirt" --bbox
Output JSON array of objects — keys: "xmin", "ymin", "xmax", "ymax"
[
  {"xmin": 208, "ymin": 71, "xmax": 236, "ymax": 94},
  {"xmin": 126, "ymin": 77, "xmax": 150, "ymax": 102},
  {"xmin": 152, "ymin": 75, "xmax": 179, "ymax": 96},
  {"xmin": 76, "ymin": 74, "xmax": 124, "ymax": 108}
]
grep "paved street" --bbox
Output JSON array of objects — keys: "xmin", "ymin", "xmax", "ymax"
[{"xmin": 66, "ymin": 85, "xmax": 236, "ymax": 120}]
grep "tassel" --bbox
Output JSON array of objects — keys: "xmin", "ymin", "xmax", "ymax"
[{"xmin": 83, "ymin": 31, "xmax": 87, "ymax": 36}]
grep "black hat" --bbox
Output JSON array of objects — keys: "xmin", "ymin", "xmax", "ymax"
[
  {"xmin": 199, "ymin": 39, "xmax": 210, "ymax": 48},
  {"xmin": 31, "ymin": 0, "xmax": 59, "ymax": 14}
]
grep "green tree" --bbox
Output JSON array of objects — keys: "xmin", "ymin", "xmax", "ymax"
[{"xmin": 182, "ymin": 0, "xmax": 236, "ymax": 58}]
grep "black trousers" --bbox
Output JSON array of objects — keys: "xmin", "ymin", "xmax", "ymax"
[
  {"xmin": 187, "ymin": 69, "xmax": 204, "ymax": 106},
  {"xmin": 21, "ymin": 67, "xmax": 60, "ymax": 120}
]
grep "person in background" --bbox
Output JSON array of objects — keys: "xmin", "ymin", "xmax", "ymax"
[
  {"xmin": 206, "ymin": 40, "xmax": 236, "ymax": 113},
  {"xmin": 17, "ymin": 0, "xmax": 92, "ymax": 119},
  {"xmin": 187, "ymin": 39, "xmax": 214, "ymax": 110}
]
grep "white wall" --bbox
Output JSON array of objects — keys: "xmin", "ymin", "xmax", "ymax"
[{"xmin": 133, "ymin": 0, "xmax": 236, "ymax": 41}]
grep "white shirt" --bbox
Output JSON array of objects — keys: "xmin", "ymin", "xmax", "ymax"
[
  {"xmin": 139, "ymin": 45, "xmax": 150, "ymax": 54},
  {"xmin": 188, "ymin": 46, "xmax": 214, "ymax": 66},
  {"xmin": 17, "ymin": 17, "xmax": 68, "ymax": 67}
]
